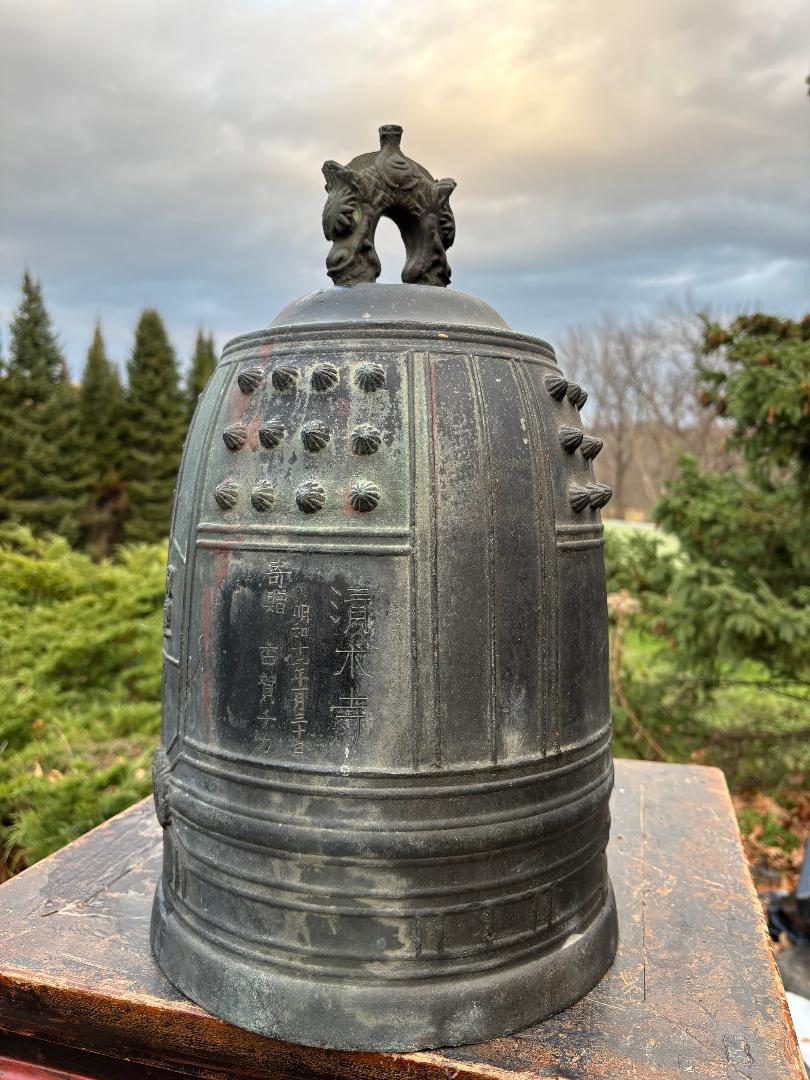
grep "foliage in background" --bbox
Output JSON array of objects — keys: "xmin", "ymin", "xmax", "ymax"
[
  {"xmin": 0, "ymin": 274, "xmax": 86, "ymax": 542},
  {"xmin": 0, "ymin": 273, "xmax": 217, "ymax": 558},
  {"xmin": 186, "ymin": 329, "xmax": 217, "ymax": 421},
  {"xmin": 0, "ymin": 526, "xmax": 163, "ymax": 876},
  {"xmin": 79, "ymin": 324, "xmax": 126, "ymax": 559},
  {"xmin": 605, "ymin": 526, "xmax": 809, "ymax": 884},
  {"xmin": 654, "ymin": 313, "xmax": 810, "ymax": 693},
  {"xmin": 122, "ymin": 309, "xmax": 188, "ymax": 544},
  {"xmin": 604, "ymin": 312, "xmax": 810, "ymax": 883},
  {"xmin": 699, "ymin": 313, "xmax": 810, "ymax": 489}
]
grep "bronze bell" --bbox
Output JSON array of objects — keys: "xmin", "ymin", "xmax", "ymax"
[{"xmin": 151, "ymin": 125, "xmax": 617, "ymax": 1052}]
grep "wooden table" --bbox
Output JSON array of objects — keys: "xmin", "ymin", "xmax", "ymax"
[{"xmin": 0, "ymin": 760, "xmax": 803, "ymax": 1079}]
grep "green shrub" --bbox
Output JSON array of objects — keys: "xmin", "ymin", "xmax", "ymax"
[
  {"xmin": 604, "ymin": 525, "xmax": 676, "ymax": 599},
  {"xmin": 0, "ymin": 525, "xmax": 164, "ymax": 872}
]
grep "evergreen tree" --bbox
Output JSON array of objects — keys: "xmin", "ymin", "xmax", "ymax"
[
  {"xmin": 79, "ymin": 324, "xmax": 126, "ymax": 558},
  {"xmin": 122, "ymin": 310, "xmax": 186, "ymax": 544},
  {"xmin": 0, "ymin": 323, "xmax": 12, "ymax": 489},
  {"xmin": 186, "ymin": 329, "xmax": 217, "ymax": 420},
  {"xmin": 0, "ymin": 273, "xmax": 85, "ymax": 541},
  {"xmin": 603, "ymin": 313, "xmax": 810, "ymax": 771},
  {"xmin": 652, "ymin": 312, "xmax": 810, "ymax": 687},
  {"xmin": 6, "ymin": 271, "xmax": 66, "ymax": 392}
]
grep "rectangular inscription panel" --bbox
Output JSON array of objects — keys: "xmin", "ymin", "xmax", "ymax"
[{"xmin": 185, "ymin": 546, "xmax": 413, "ymax": 772}]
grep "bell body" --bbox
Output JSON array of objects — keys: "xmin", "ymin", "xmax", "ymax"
[{"xmin": 151, "ymin": 284, "xmax": 617, "ymax": 1051}]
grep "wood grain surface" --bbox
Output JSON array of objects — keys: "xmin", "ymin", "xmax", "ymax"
[{"xmin": 0, "ymin": 760, "xmax": 802, "ymax": 1079}]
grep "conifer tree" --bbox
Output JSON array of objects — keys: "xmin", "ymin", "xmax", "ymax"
[
  {"xmin": 6, "ymin": 271, "xmax": 66, "ymax": 391},
  {"xmin": 186, "ymin": 329, "xmax": 217, "ymax": 420},
  {"xmin": 0, "ymin": 331, "xmax": 8, "ymax": 492},
  {"xmin": 122, "ymin": 310, "xmax": 186, "ymax": 544},
  {"xmin": 79, "ymin": 323, "xmax": 126, "ymax": 557},
  {"xmin": 653, "ymin": 312, "xmax": 810, "ymax": 687},
  {"xmin": 0, "ymin": 273, "xmax": 84, "ymax": 540}
]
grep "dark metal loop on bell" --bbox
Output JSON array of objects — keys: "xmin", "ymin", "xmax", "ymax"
[
  {"xmin": 322, "ymin": 124, "xmax": 456, "ymax": 287},
  {"xmin": 152, "ymin": 125, "xmax": 617, "ymax": 1055}
]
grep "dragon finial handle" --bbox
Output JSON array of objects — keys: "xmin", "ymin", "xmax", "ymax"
[{"xmin": 322, "ymin": 125, "xmax": 457, "ymax": 288}]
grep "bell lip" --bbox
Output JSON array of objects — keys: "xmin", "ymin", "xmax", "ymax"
[{"xmin": 150, "ymin": 878, "xmax": 618, "ymax": 1053}]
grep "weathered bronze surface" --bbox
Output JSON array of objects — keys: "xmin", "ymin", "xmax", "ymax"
[
  {"xmin": 322, "ymin": 125, "xmax": 456, "ymax": 287},
  {"xmin": 150, "ymin": 129, "xmax": 617, "ymax": 1052},
  {"xmin": 3, "ymin": 765, "xmax": 803, "ymax": 1079}
]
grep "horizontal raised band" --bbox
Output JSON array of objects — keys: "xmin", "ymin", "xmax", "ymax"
[
  {"xmin": 220, "ymin": 323, "xmax": 557, "ymax": 366},
  {"xmin": 177, "ymin": 721, "xmax": 612, "ymax": 787}
]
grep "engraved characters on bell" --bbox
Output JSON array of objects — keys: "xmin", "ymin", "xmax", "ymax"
[
  {"xmin": 252, "ymin": 561, "xmax": 291, "ymax": 755},
  {"xmin": 261, "ymin": 560, "xmax": 291, "ymax": 614},
  {"xmin": 331, "ymin": 579, "xmax": 374, "ymax": 766},
  {"xmin": 253, "ymin": 638, "xmax": 279, "ymax": 755},
  {"xmin": 290, "ymin": 603, "xmax": 310, "ymax": 756}
]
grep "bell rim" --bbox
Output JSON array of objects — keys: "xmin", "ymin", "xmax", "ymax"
[{"xmin": 151, "ymin": 878, "xmax": 618, "ymax": 1052}]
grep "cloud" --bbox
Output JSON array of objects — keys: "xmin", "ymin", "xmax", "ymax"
[{"xmin": 1, "ymin": 0, "xmax": 808, "ymax": 374}]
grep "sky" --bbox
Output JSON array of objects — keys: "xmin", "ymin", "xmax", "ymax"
[{"xmin": 1, "ymin": 0, "xmax": 809, "ymax": 378}]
